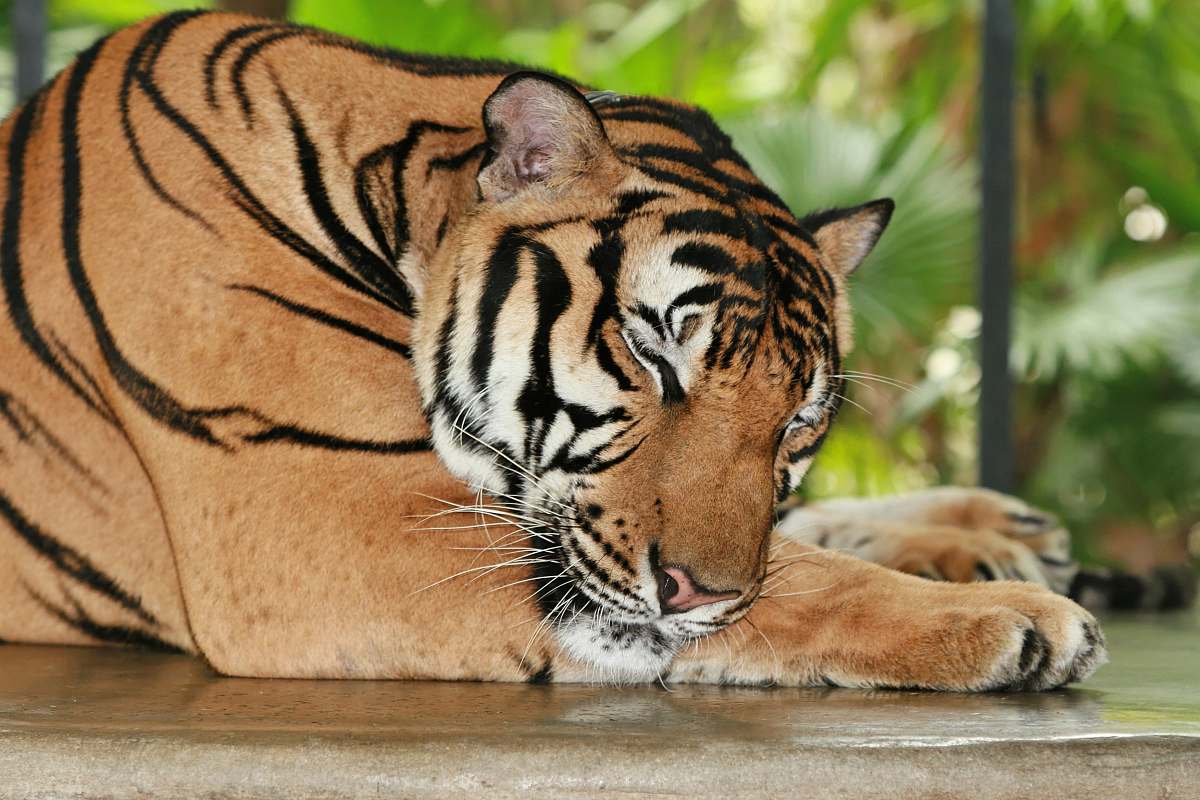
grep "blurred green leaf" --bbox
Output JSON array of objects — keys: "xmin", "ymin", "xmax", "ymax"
[
  {"xmin": 1014, "ymin": 242, "xmax": 1200, "ymax": 381},
  {"xmin": 726, "ymin": 109, "xmax": 976, "ymax": 354}
]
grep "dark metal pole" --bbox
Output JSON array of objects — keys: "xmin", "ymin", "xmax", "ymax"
[
  {"xmin": 13, "ymin": 0, "xmax": 47, "ymax": 103},
  {"xmin": 979, "ymin": 0, "xmax": 1016, "ymax": 493}
]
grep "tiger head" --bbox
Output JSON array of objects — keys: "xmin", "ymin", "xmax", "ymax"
[{"xmin": 413, "ymin": 73, "xmax": 892, "ymax": 680}]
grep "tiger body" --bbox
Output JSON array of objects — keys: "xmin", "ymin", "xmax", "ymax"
[{"xmin": 0, "ymin": 12, "xmax": 1108, "ymax": 689}]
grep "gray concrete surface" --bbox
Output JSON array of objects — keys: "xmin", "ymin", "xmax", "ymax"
[{"xmin": 1, "ymin": 610, "xmax": 1197, "ymax": 799}]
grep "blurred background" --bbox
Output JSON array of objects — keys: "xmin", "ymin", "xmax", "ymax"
[{"xmin": 1, "ymin": 0, "xmax": 1197, "ymax": 572}]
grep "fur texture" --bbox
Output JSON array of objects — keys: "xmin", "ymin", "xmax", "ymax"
[{"xmin": 0, "ymin": 12, "xmax": 1108, "ymax": 689}]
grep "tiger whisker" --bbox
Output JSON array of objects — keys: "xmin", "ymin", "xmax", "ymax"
[
  {"xmin": 451, "ymin": 423, "xmax": 572, "ymax": 512},
  {"xmin": 410, "ymin": 502, "xmax": 557, "ymax": 529},
  {"xmin": 490, "ymin": 569, "xmax": 570, "ymax": 598},
  {"xmin": 744, "ymin": 617, "xmax": 781, "ymax": 679},
  {"xmin": 409, "ymin": 555, "xmax": 557, "ymax": 595},
  {"xmin": 408, "ymin": 497, "xmax": 547, "ymax": 525},
  {"xmin": 835, "ymin": 370, "xmax": 916, "ymax": 391},
  {"xmin": 521, "ymin": 587, "xmax": 576, "ymax": 666},
  {"xmin": 514, "ymin": 571, "xmax": 577, "ymax": 608},
  {"xmin": 409, "ymin": 504, "xmax": 558, "ymax": 533},
  {"xmin": 831, "ymin": 392, "xmax": 871, "ymax": 416},
  {"xmin": 449, "ymin": 545, "xmax": 559, "ymax": 553},
  {"xmin": 761, "ymin": 582, "xmax": 838, "ymax": 599},
  {"xmin": 464, "ymin": 558, "xmax": 560, "ymax": 587},
  {"xmin": 409, "ymin": 524, "xmax": 554, "ymax": 545}
]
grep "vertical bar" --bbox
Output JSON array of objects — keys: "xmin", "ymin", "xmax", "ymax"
[
  {"xmin": 13, "ymin": 0, "xmax": 47, "ymax": 103},
  {"xmin": 979, "ymin": 0, "xmax": 1016, "ymax": 492}
]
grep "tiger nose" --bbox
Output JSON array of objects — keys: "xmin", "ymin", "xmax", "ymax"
[{"xmin": 655, "ymin": 565, "xmax": 739, "ymax": 614}]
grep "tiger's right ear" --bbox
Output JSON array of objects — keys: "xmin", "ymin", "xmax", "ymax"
[{"xmin": 478, "ymin": 72, "xmax": 618, "ymax": 202}]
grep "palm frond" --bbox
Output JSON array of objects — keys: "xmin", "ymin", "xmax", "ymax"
[
  {"xmin": 725, "ymin": 109, "xmax": 977, "ymax": 353},
  {"xmin": 1014, "ymin": 244, "xmax": 1200, "ymax": 381}
]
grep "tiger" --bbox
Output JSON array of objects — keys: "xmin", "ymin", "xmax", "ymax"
[{"xmin": 0, "ymin": 10, "xmax": 1117, "ymax": 690}]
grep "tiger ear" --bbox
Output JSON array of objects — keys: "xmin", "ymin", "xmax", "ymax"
[
  {"xmin": 802, "ymin": 198, "xmax": 895, "ymax": 276},
  {"xmin": 478, "ymin": 71, "xmax": 617, "ymax": 202}
]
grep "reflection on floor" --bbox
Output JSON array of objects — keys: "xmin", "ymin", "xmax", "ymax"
[{"xmin": 1, "ymin": 609, "xmax": 1197, "ymax": 799}]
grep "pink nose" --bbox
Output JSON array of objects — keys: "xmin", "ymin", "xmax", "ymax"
[{"xmin": 657, "ymin": 566, "xmax": 739, "ymax": 613}]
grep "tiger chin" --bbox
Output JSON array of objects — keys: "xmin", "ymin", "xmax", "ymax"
[{"xmin": 0, "ymin": 11, "xmax": 1112, "ymax": 691}]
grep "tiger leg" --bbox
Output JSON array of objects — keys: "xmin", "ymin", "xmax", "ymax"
[
  {"xmin": 669, "ymin": 539, "xmax": 1105, "ymax": 690},
  {"xmin": 0, "ymin": 324, "xmax": 194, "ymax": 652},
  {"xmin": 775, "ymin": 487, "xmax": 1077, "ymax": 593}
]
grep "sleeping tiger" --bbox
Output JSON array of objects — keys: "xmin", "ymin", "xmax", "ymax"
[{"xmin": 0, "ymin": 11, "xmax": 1113, "ymax": 690}]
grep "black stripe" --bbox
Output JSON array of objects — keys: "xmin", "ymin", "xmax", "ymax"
[
  {"xmin": 0, "ymin": 490, "xmax": 158, "ymax": 626},
  {"xmin": 119, "ymin": 12, "xmax": 212, "ymax": 230},
  {"xmin": 633, "ymin": 160, "xmax": 730, "ymax": 205},
  {"xmin": 242, "ymin": 425, "xmax": 432, "ymax": 454},
  {"xmin": 62, "ymin": 39, "xmax": 229, "ymax": 446},
  {"xmin": 624, "ymin": 332, "xmax": 684, "ymax": 404},
  {"xmin": 561, "ymin": 534, "xmax": 643, "ymax": 608},
  {"xmin": 528, "ymin": 660, "xmax": 554, "ymax": 684},
  {"xmin": 2, "ymin": 88, "xmax": 117, "ymax": 427},
  {"xmin": 601, "ymin": 98, "xmax": 745, "ymax": 166},
  {"xmin": 276, "ymin": 84, "xmax": 415, "ymax": 313},
  {"xmin": 432, "ymin": 271, "xmax": 460, "ymax": 403},
  {"xmin": 24, "ymin": 582, "xmax": 181, "ymax": 653},
  {"xmin": 787, "ymin": 425, "xmax": 830, "ymax": 464},
  {"xmin": 663, "ymin": 209, "xmax": 750, "ymax": 242},
  {"xmin": 579, "ymin": 433, "xmax": 646, "ymax": 475},
  {"xmin": 600, "ymin": 107, "xmax": 693, "ymax": 132},
  {"xmin": 426, "ymin": 142, "xmax": 487, "ymax": 175},
  {"xmin": 228, "ymin": 284, "xmax": 411, "ymax": 358},
  {"xmin": 232, "ymin": 29, "xmax": 303, "ymax": 126},
  {"xmin": 517, "ymin": 243, "xmax": 573, "ymax": 459},
  {"xmin": 670, "ymin": 240, "xmax": 739, "ymax": 277},
  {"xmin": 613, "ymin": 189, "xmax": 670, "ymax": 216},
  {"xmin": 584, "ymin": 235, "xmax": 634, "ymax": 391},
  {"xmin": 204, "ymin": 22, "xmax": 283, "ymax": 108},
  {"xmin": 0, "ymin": 390, "xmax": 110, "ymax": 495},
  {"xmin": 352, "ymin": 146, "xmax": 398, "ymax": 263},
  {"xmin": 629, "ymin": 143, "xmax": 781, "ymax": 206},
  {"xmin": 130, "ymin": 16, "xmax": 404, "ymax": 312},
  {"xmin": 671, "ymin": 282, "xmax": 724, "ymax": 309},
  {"xmin": 470, "ymin": 228, "xmax": 526, "ymax": 389},
  {"xmin": 387, "ymin": 121, "xmax": 472, "ymax": 261}
]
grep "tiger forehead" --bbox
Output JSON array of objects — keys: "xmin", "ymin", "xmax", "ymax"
[{"xmin": 513, "ymin": 196, "xmax": 838, "ymax": 355}]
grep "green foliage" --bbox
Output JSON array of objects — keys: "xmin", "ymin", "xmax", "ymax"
[
  {"xmin": 1014, "ymin": 241, "xmax": 1200, "ymax": 382},
  {"xmin": 290, "ymin": 0, "xmax": 505, "ymax": 58},
  {"xmin": 50, "ymin": 0, "xmax": 208, "ymax": 28}
]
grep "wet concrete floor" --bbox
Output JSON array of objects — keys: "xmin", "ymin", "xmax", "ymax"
[{"xmin": 1, "ymin": 609, "xmax": 1197, "ymax": 799}]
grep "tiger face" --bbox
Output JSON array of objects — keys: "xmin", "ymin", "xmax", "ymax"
[{"xmin": 413, "ymin": 72, "xmax": 892, "ymax": 680}]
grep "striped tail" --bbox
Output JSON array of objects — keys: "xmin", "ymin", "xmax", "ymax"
[{"xmin": 1069, "ymin": 564, "xmax": 1197, "ymax": 611}]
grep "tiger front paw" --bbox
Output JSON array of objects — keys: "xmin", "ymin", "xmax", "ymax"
[
  {"xmin": 950, "ymin": 583, "xmax": 1107, "ymax": 691},
  {"xmin": 855, "ymin": 579, "xmax": 1107, "ymax": 691},
  {"xmin": 671, "ymin": 550, "xmax": 1106, "ymax": 692}
]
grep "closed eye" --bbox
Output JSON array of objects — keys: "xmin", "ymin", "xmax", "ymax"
[
  {"xmin": 621, "ymin": 328, "xmax": 685, "ymax": 404},
  {"xmin": 673, "ymin": 312, "xmax": 701, "ymax": 344}
]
